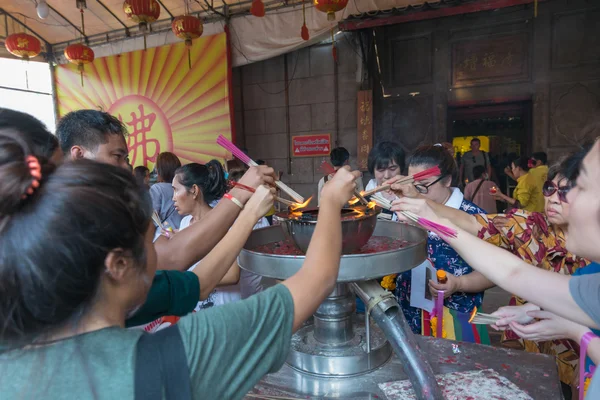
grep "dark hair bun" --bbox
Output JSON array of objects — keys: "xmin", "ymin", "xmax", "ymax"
[
  {"xmin": 0, "ymin": 130, "xmax": 54, "ymax": 219},
  {"xmin": 176, "ymin": 160, "xmax": 227, "ymax": 205}
]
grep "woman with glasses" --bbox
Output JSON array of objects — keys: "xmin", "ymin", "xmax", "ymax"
[
  {"xmin": 389, "ymin": 145, "xmax": 591, "ymax": 395},
  {"xmin": 392, "ymin": 145, "xmax": 490, "ymax": 344}
]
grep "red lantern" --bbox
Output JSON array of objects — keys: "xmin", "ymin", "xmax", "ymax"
[
  {"xmin": 313, "ymin": 0, "xmax": 348, "ymax": 21},
  {"xmin": 64, "ymin": 43, "xmax": 95, "ymax": 86},
  {"xmin": 250, "ymin": 0, "xmax": 265, "ymax": 17},
  {"xmin": 5, "ymin": 33, "xmax": 42, "ymax": 60},
  {"xmin": 123, "ymin": 0, "xmax": 160, "ymax": 32},
  {"xmin": 171, "ymin": 15, "xmax": 203, "ymax": 69}
]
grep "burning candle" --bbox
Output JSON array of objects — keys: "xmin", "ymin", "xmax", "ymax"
[{"xmin": 490, "ymin": 186, "xmax": 498, "ymax": 194}]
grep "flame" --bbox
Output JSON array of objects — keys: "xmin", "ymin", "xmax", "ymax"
[
  {"xmin": 290, "ymin": 196, "xmax": 313, "ymax": 211},
  {"xmin": 290, "ymin": 211, "xmax": 303, "ymax": 218},
  {"xmin": 348, "ymin": 197, "xmax": 360, "ymax": 205},
  {"xmin": 367, "ymin": 201, "xmax": 377, "ymax": 209}
]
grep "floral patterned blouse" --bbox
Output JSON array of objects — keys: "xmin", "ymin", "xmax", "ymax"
[
  {"xmin": 394, "ymin": 189, "xmax": 486, "ymax": 335},
  {"xmin": 476, "ymin": 209, "xmax": 590, "ymax": 385}
]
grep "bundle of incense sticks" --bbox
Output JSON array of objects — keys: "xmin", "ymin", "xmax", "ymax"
[
  {"xmin": 370, "ymin": 193, "xmax": 458, "ymax": 239},
  {"xmin": 320, "ymin": 161, "xmax": 368, "ymax": 205},
  {"xmin": 217, "ymin": 135, "xmax": 305, "ymax": 204},
  {"xmin": 468, "ymin": 307, "xmax": 501, "ymax": 325},
  {"xmin": 361, "ymin": 165, "xmax": 442, "ymax": 197},
  {"xmin": 232, "ymin": 182, "xmax": 299, "ymax": 208},
  {"xmin": 151, "ymin": 210, "xmax": 162, "ymax": 228}
]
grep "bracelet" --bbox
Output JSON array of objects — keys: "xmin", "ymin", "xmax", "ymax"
[
  {"xmin": 579, "ymin": 331, "xmax": 598, "ymax": 400},
  {"xmin": 224, "ymin": 193, "xmax": 244, "ymax": 209}
]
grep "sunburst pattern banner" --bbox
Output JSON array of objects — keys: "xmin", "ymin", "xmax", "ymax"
[{"xmin": 54, "ymin": 33, "xmax": 232, "ymax": 169}]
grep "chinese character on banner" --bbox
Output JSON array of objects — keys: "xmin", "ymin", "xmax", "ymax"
[
  {"xmin": 356, "ymin": 90, "xmax": 373, "ymax": 172},
  {"xmin": 122, "ymin": 104, "xmax": 161, "ymax": 166}
]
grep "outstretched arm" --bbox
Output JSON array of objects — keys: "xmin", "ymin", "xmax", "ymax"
[
  {"xmin": 386, "ymin": 181, "xmax": 482, "ymax": 236},
  {"xmin": 443, "ymin": 225, "xmax": 597, "ymax": 329},
  {"xmin": 282, "ymin": 167, "xmax": 360, "ymax": 332},
  {"xmin": 154, "ymin": 166, "xmax": 275, "ymax": 270},
  {"xmin": 191, "ymin": 185, "xmax": 275, "ymax": 300}
]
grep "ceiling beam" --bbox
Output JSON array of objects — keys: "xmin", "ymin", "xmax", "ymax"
[
  {"xmin": 0, "ymin": 8, "xmax": 50, "ymax": 45},
  {"xmin": 47, "ymin": 4, "xmax": 86, "ymax": 40},
  {"xmin": 156, "ymin": 0, "xmax": 174, "ymax": 19},
  {"xmin": 95, "ymin": 0, "xmax": 130, "ymax": 36},
  {"xmin": 339, "ymin": 0, "xmax": 546, "ymax": 31}
]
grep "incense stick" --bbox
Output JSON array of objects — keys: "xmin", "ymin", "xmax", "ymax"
[
  {"xmin": 232, "ymin": 182, "xmax": 299, "ymax": 209},
  {"xmin": 370, "ymin": 193, "xmax": 457, "ymax": 239},
  {"xmin": 151, "ymin": 210, "xmax": 162, "ymax": 228},
  {"xmin": 217, "ymin": 135, "xmax": 305, "ymax": 203},
  {"xmin": 362, "ymin": 166, "xmax": 443, "ymax": 197},
  {"xmin": 320, "ymin": 161, "xmax": 368, "ymax": 205}
]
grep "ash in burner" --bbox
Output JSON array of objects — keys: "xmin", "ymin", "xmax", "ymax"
[{"xmin": 253, "ymin": 236, "xmax": 411, "ymax": 256}]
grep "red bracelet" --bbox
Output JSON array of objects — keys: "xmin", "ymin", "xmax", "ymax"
[{"xmin": 224, "ymin": 193, "xmax": 244, "ymax": 209}]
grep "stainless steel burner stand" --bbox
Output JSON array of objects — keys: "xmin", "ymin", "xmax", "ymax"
[{"xmin": 240, "ymin": 221, "xmax": 443, "ymax": 399}]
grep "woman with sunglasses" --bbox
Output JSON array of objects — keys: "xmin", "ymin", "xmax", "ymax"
[
  {"xmin": 389, "ymin": 145, "xmax": 591, "ymax": 395},
  {"xmin": 392, "ymin": 145, "xmax": 490, "ymax": 344}
]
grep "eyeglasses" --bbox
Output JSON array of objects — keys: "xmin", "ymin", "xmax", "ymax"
[
  {"xmin": 414, "ymin": 176, "xmax": 445, "ymax": 194},
  {"xmin": 542, "ymin": 180, "xmax": 570, "ymax": 203}
]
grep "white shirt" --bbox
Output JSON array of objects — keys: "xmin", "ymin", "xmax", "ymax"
[
  {"xmin": 180, "ymin": 215, "xmax": 242, "ymax": 309},
  {"xmin": 179, "ymin": 213, "xmax": 270, "ymax": 307}
]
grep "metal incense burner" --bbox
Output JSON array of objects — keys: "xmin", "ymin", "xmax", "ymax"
[
  {"xmin": 239, "ymin": 219, "xmax": 444, "ymax": 398},
  {"xmin": 275, "ymin": 204, "xmax": 379, "ymax": 254}
]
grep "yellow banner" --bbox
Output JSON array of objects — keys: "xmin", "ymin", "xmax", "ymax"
[{"xmin": 55, "ymin": 33, "xmax": 232, "ymax": 169}]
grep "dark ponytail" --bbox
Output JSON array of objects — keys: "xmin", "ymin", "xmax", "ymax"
[
  {"xmin": 175, "ymin": 160, "xmax": 227, "ymax": 204},
  {"xmin": 409, "ymin": 145, "xmax": 458, "ymax": 185},
  {"xmin": 0, "ymin": 126, "xmax": 151, "ymax": 346}
]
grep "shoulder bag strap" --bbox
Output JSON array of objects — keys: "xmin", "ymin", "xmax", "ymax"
[
  {"xmin": 135, "ymin": 326, "xmax": 193, "ymax": 400},
  {"xmin": 471, "ymin": 179, "xmax": 486, "ymax": 200}
]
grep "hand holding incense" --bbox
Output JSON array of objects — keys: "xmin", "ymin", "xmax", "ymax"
[
  {"xmin": 363, "ymin": 166, "xmax": 442, "ymax": 197},
  {"xmin": 217, "ymin": 135, "xmax": 305, "ymax": 203},
  {"xmin": 320, "ymin": 161, "xmax": 368, "ymax": 205},
  {"xmin": 371, "ymin": 193, "xmax": 457, "ymax": 238},
  {"xmin": 232, "ymin": 182, "xmax": 303, "ymax": 209}
]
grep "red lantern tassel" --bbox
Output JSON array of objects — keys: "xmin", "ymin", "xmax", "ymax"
[
  {"xmin": 301, "ymin": 1, "xmax": 309, "ymax": 41},
  {"xmin": 250, "ymin": 0, "xmax": 265, "ymax": 17}
]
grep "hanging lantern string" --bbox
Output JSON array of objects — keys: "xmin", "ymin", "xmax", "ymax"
[
  {"xmin": 302, "ymin": 0, "xmax": 306, "ymax": 24},
  {"xmin": 80, "ymin": 9, "xmax": 85, "ymax": 37}
]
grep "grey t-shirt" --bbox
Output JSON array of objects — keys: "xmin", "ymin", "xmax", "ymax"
[
  {"xmin": 0, "ymin": 284, "xmax": 294, "ymax": 400},
  {"xmin": 462, "ymin": 151, "xmax": 490, "ymax": 183},
  {"xmin": 150, "ymin": 182, "xmax": 183, "ymax": 229},
  {"xmin": 570, "ymin": 274, "xmax": 600, "ymax": 398}
]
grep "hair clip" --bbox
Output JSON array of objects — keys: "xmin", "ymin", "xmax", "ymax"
[{"xmin": 21, "ymin": 155, "xmax": 42, "ymax": 200}]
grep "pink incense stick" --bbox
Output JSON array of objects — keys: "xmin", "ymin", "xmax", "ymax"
[
  {"xmin": 217, "ymin": 135, "xmax": 305, "ymax": 203},
  {"xmin": 412, "ymin": 165, "xmax": 442, "ymax": 181},
  {"xmin": 416, "ymin": 216, "xmax": 458, "ymax": 239}
]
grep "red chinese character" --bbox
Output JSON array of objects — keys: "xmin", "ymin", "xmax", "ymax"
[{"xmin": 123, "ymin": 104, "xmax": 160, "ymax": 166}]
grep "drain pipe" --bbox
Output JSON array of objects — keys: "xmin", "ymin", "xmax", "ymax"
[{"xmin": 352, "ymin": 280, "xmax": 443, "ymax": 400}]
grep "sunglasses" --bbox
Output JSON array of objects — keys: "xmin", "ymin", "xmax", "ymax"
[
  {"xmin": 542, "ymin": 180, "xmax": 570, "ymax": 203},
  {"xmin": 414, "ymin": 175, "xmax": 445, "ymax": 194}
]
